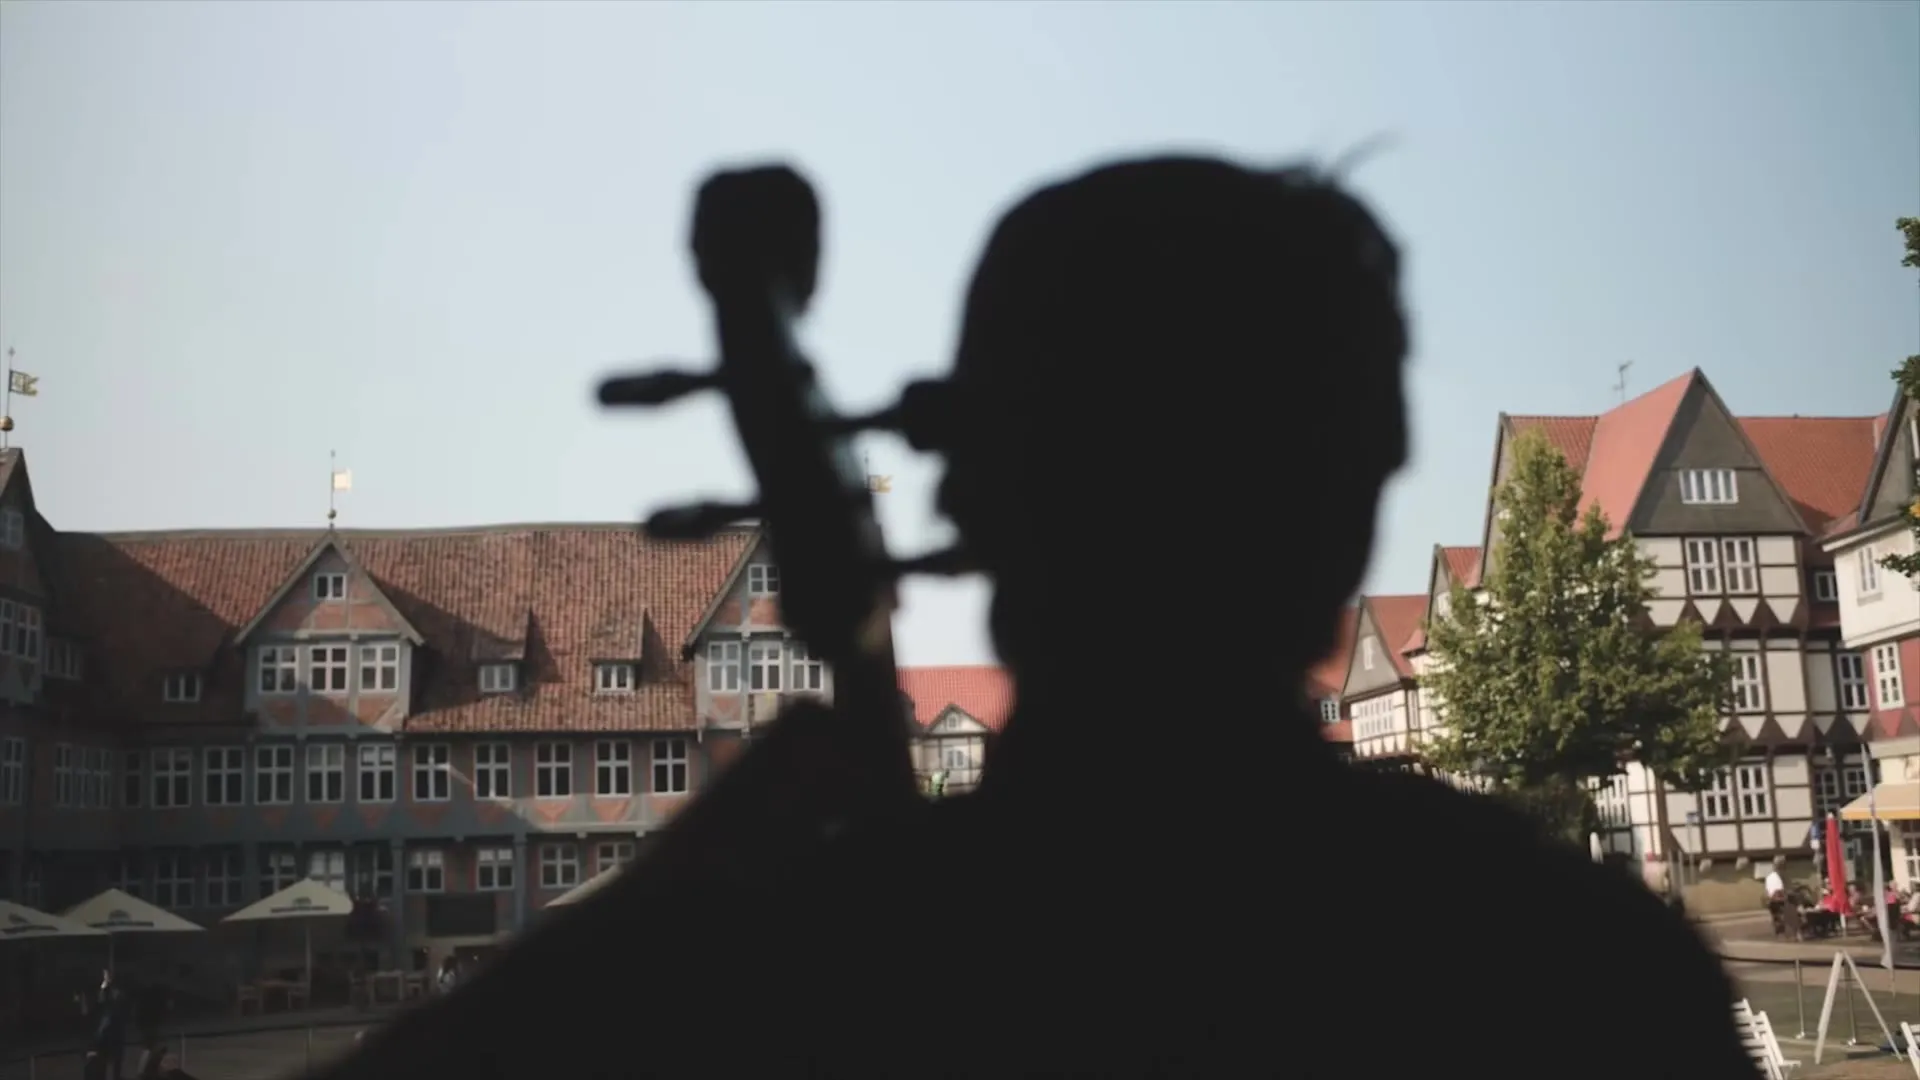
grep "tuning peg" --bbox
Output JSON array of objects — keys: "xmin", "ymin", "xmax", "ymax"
[
  {"xmin": 890, "ymin": 546, "xmax": 974, "ymax": 578},
  {"xmin": 599, "ymin": 369, "xmax": 720, "ymax": 408},
  {"xmin": 646, "ymin": 501, "xmax": 761, "ymax": 540}
]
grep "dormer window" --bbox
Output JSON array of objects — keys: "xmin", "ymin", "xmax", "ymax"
[
  {"xmin": 1679, "ymin": 469, "xmax": 1738, "ymax": 506},
  {"xmin": 480, "ymin": 663, "xmax": 518, "ymax": 694},
  {"xmin": 594, "ymin": 663, "xmax": 635, "ymax": 694},
  {"xmin": 313, "ymin": 573, "xmax": 346, "ymax": 601},
  {"xmin": 0, "ymin": 509, "xmax": 23, "ymax": 550},
  {"xmin": 747, "ymin": 564, "xmax": 780, "ymax": 597},
  {"xmin": 162, "ymin": 673, "xmax": 202, "ymax": 703}
]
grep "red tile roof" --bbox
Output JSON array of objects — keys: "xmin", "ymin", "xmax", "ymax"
[
  {"xmin": 50, "ymin": 524, "xmax": 756, "ymax": 733},
  {"xmin": 1441, "ymin": 545, "xmax": 1483, "ymax": 590},
  {"xmin": 1363, "ymin": 593, "xmax": 1427, "ymax": 679},
  {"xmin": 897, "ymin": 665, "xmax": 1012, "ymax": 733},
  {"xmin": 1305, "ymin": 606, "xmax": 1358, "ymax": 699},
  {"xmin": 1503, "ymin": 371, "xmax": 1881, "ymax": 543}
]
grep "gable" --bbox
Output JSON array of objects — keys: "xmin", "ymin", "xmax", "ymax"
[
  {"xmin": 1341, "ymin": 602, "xmax": 1401, "ymax": 697},
  {"xmin": 1859, "ymin": 392, "xmax": 1917, "ymax": 529},
  {"xmin": 925, "ymin": 706, "xmax": 990, "ymax": 735},
  {"xmin": 0, "ymin": 452, "xmax": 52, "ymax": 604},
  {"xmin": 681, "ymin": 531, "xmax": 775, "ymax": 654},
  {"xmin": 233, "ymin": 538, "xmax": 425, "ymax": 645},
  {"xmin": 1630, "ymin": 376, "xmax": 1808, "ymax": 536}
]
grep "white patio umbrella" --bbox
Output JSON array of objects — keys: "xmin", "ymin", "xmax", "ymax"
[
  {"xmin": 63, "ymin": 889, "xmax": 204, "ymax": 969},
  {"xmin": 1589, "ymin": 832, "xmax": 1606, "ymax": 864},
  {"xmin": 221, "ymin": 878, "xmax": 355, "ymax": 988},
  {"xmin": 0, "ymin": 899, "xmax": 108, "ymax": 941}
]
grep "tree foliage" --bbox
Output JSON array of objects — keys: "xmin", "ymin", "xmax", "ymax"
[
  {"xmin": 1878, "ymin": 216, "xmax": 1920, "ymax": 578},
  {"xmin": 1421, "ymin": 429, "xmax": 1735, "ymax": 803}
]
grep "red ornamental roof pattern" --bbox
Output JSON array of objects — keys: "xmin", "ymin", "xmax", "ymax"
[{"xmin": 49, "ymin": 524, "xmax": 757, "ymax": 733}]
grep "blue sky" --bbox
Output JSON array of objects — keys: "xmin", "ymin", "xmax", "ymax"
[{"xmin": 0, "ymin": 1, "xmax": 1914, "ymax": 666}]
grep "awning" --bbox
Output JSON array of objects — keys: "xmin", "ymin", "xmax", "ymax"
[{"xmin": 1839, "ymin": 782, "xmax": 1920, "ymax": 822}]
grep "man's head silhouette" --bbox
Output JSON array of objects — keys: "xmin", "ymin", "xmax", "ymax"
[{"xmin": 932, "ymin": 156, "xmax": 1410, "ymax": 692}]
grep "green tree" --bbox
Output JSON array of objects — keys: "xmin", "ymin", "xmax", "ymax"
[
  {"xmin": 1877, "ymin": 217, "xmax": 1920, "ymax": 578},
  {"xmin": 1421, "ymin": 428, "xmax": 1736, "ymax": 843}
]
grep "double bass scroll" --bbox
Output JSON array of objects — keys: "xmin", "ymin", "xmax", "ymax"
[{"xmin": 317, "ymin": 164, "xmax": 971, "ymax": 1080}]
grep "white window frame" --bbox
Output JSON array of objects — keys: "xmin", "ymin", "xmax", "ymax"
[
  {"xmin": 479, "ymin": 663, "xmax": 517, "ymax": 694},
  {"xmin": 707, "ymin": 641, "xmax": 740, "ymax": 692},
  {"xmin": 1813, "ymin": 571, "xmax": 1839, "ymax": 603},
  {"xmin": 1361, "ymin": 638, "xmax": 1377, "ymax": 670},
  {"xmin": 258, "ymin": 647, "xmax": 299, "ymax": 695},
  {"xmin": 1729, "ymin": 653, "xmax": 1765, "ymax": 713},
  {"xmin": 0, "ymin": 508, "xmax": 23, "ymax": 549},
  {"xmin": 747, "ymin": 641, "xmax": 782, "ymax": 692},
  {"xmin": 203, "ymin": 849, "xmax": 244, "ymax": 908},
  {"xmin": 406, "ymin": 848, "xmax": 445, "ymax": 893},
  {"xmin": 596, "ymin": 841, "xmax": 634, "ymax": 875},
  {"xmin": 476, "ymin": 847, "xmax": 515, "ymax": 891},
  {"xmin": 1720, "ymin": 538, "xmax": 1757, "ymax": 595},
  {"xmin": 85, "ymin": 748, "xmax": 112, "ymax": 809},
  {"xmin": 152, "ymin": 748, "xmax": 193, "ymax": 808},
  {"xmin": 309, "ymin": 645, "xmax": 350, "ymax": 694},
  {"xmin": 1680, "ymin": 468, "xmax": 1738, "ymax": 506},
  {"xmin": 1837, "ymin": 652, "xmax": 1870, "ymax": 711},
  {"xmin": 254, "ymin": 744, "xmax": 295, "ymax": 805},
  {"xmin": 351, "ymin": 845, "xmax": 394, "ymax": 901},
  {"xmin": 788, "ymin": 642, "xmax": 824, "ymax": 693},
  {"xmin": 1701, "ymin": 770, "xmax": 1736, "ymax": 822},
  {"xmin": 313, "ymin": 572, "xmax": 346, "ymax": 600},
  {"xmin": 114, "ymin": 855, "xmax": 146, "ymax": 900},
  {"xmin": 1736, "ymin": 762, "xmax": 1771, "ymax": 819},
  {"xmin": 14, "ymin": 604, "xmax": 38, "ymax": 663},
  {"xmin": 1874, "ymin": 642, "xmax": 1903, "ymax": 710},
  {"xmin": 358, "ymin": 643, "xmax": 399, "ymax": 692},
  {"xmin": 1684, "ymin": 538, "xmax": 1722, "ymax": 594},
  {"xmin": 595, "ymin": 740, "xmax": 632, "ymax": 797},
  {"xmin": 474, "ymin": 742, "xmax": 511, "ymax": 800},
  {"xmin": 1861, "ymin": 547, "xmax": 1883, "ymax": 598},
  {"xmin": 152, "ymin": 852, "xmax": 194, "ymax": 909},
  {"xmin": 45, "ymin": 638, "xmax": 81, "ymax": 680},
  {"xmin": 594, "ymin": 663, "xmax": 635, "ymax": 694},
  {"xmin": 0, "ymin": 737, "xmax": 23, "ymax": 805},
  {"xmin": 651, "ymin": 737, "xmax": 689, "ymax": 795},
  {"xmin": 1903, "ymin": 825, "xmax": 1920, "ymax": 893},
  {"xmin": 204, "ymin": 746, "xmax": 246, "ymax": 806},
  {"xmin": 306, "ymin": 743, "xmax": 345, "ymax": 803},
  {"xmin": 162, "ymin": 673, "xmax": 202, "ymax": 704},
  {"xmin": 306, "ymin": 849, "xmax": 347, "ymax": 892},
  {"xmin": 412, "ymin": 743, "xmax": 451, "ymax": 802},
  {"xmin": 357, "ymin": 743, "xmax": 396, "ymax": 803},
  {"xmin": 122, "ymin": 750, "xmax": 143, "ymax": 808},
  {"xmin": 535, "ymin": 742, "xmax": 573, "ymax": 799},
  {"xmin": 539, "ymin": 844, "xmax": 580, "ymax": 889},
  {"xmin": 52, "ymin": 744, "xmax": 74, "ymax": 808},
  {"xmin": 260, "ymin": 849, "xmax": 300, "ymax": 898},
  {"xmin": 747, "ymin": 563, "xmax": 780, "ymax": 596},
  {"xmin": 1318, "ymin": 698, "xmax": 1340, "ymax": 725}
]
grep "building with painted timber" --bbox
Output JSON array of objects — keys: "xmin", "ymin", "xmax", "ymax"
[{"xmin": 0, "ymin": 448, "xmax": 1010, "ymax": 964}]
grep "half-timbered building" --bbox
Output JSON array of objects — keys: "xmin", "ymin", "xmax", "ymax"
[
  {"xmin": 1339, "ymin": 594, "xmax": 1429, "ymax": 766},
  {"xmin": 0, "ymin": 448, "xmax": 1002, "ymax": 975},
  {"xmin": 1412, "ymin": 370, "xmax": 1882, "ymax": 909}
]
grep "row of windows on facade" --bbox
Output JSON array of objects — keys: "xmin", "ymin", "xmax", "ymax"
[
  {"xmin": 152, "ymin": 638, "xmax": 832, "ymax": 705},
  {"xmin": 1341, "ymin": 647, "xmax": 1896, "ymax": 743},
  {"xmin": 0, "ymin": 737, "xmax": 692, "ymax": 809},
  {"xmin": 1586, "ymin": 759, "xmax": 1877, "ymax": 828},
  {"xmin": 1679, "ymin": 537, "xmax": 1845, "ymax": 599},
  {"xmin": 1, "ymin": 840, "xmax": 632, "ymax": 912}
]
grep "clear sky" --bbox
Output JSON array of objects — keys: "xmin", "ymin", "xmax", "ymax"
[{"xmin": 1, "ymin": 1, "xmax": 1915, "ymax": 666}]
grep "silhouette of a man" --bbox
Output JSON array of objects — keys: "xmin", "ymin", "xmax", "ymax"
[{"xmin": 320, "ymin": 155, "xmax": 1753, "ymax": 1078}]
